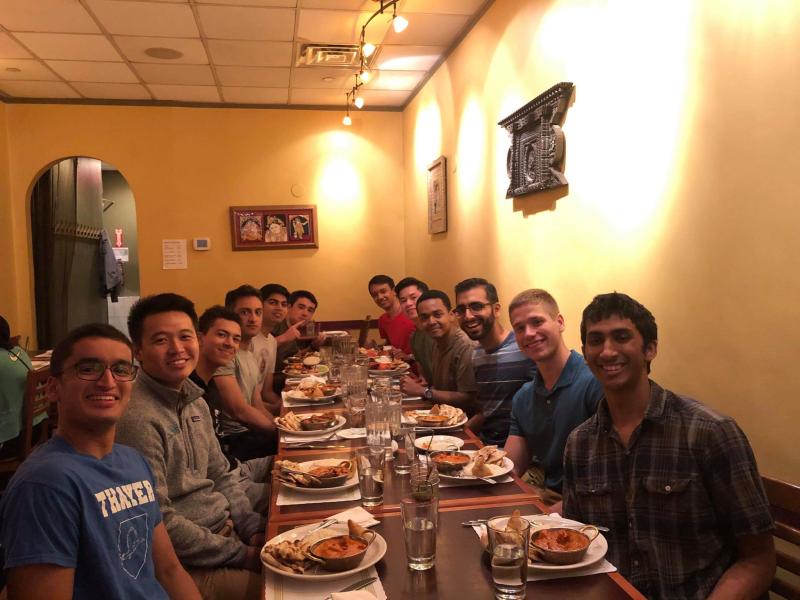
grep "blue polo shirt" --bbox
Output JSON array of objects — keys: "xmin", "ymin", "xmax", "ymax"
[{"xmin": 509, "ymin": 350, "xmax": 602, "ymax": 492}]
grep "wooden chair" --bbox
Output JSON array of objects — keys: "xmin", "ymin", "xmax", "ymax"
[
  {"xmin": 0, "ymin": 367, "xmax": 52, "ymax": 474},
  {"xmin": 358, "ymin": 315, "xmax": 372, "ymax": 347},
  {"xmin": 762, "ymin": 475, "xmax": 800, "ymax": 599}
]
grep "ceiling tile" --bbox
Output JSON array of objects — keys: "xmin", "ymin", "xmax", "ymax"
[
  {"xmin": 114, "ymin": 36, "xmax": 208, "ymax": 64},
  {"xmin": 13, "ymin": 33, "xmax": 122, "ymax": 61},
  {"xmin": 71, "ymin": 81, "xmax": 151, "ymax": 100},
  {"xmin": 289, "ymin": 87, "xmax": 348, "ymax": 105},
  {"xmin": 0, "ymin": 58, "xmax": 58, "ymax": 81},
  {"xmin": 382, "ymin": 13, "xmax": 469, "ymax": 46},
  {"xmin": 357, "ymin": 88, "xmax": 408, "ymax": 106},
  {"xmin": 222, "ymin": 86, "xmax": 289, "ymax": 104},
  {"xmin": 297, "ymin": 9, "xmax": 390, "ymax": 46},
  {"xmin": 207, "ymin": 40, "xmax": 292, "ymax": 67},
  {"xmin": 149, "ymin": 84, "xmax": 220, "ymax": 103},
  {"xmin": 401, "ymin": 0, "xmax": 490, "ymax": 16},
  {"xmin": 0, "ymin": 0, "xmax": 100, "ymax": 34},
  {"xmin": 85, "ymin": 0, "xmax": 199, "ymax": 37},
  {"xmin": 0, "ymin": 33, "xmax": 31, "ymax": 59},
  {"xmin": 373, "ymin": 44, "xmax": 443, "ymax": 71},
  {"xmin": 216, "ymin": 65, "xmax": 290, "ymax": 87},
  {"xmin": 365, "ymin": 69, "xmax": 425, "ymax": 91},
  {"xmin": 45, "ymin": 60, "xmax": 138, "ymax": 83},
  {"xmin": 197, "ymin": 0, "xmax": 296, "ymax": 5},
  {"xmin": 198, "ymin": 6, "xmax": 295, "ymax": 41},
  {"xmin": 134, "ymin": 63, "xmax": 214, "ymax": 85},
  {"xmin": 0, "ymin": 80, "xmax": 79, "ymax": 98},
  {"xmin": 292, "ymin": 66, "xmax": 352, "ymax": 89},
  {"xmin": 299, "ymin": 1, "xmax": 373, "ymax": 8}
]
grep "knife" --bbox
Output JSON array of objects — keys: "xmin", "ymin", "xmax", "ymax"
[
  {"xmin": 283, "ymin": 444, "xmax": 349, "ymax": 449},
  {"xmin": 323, "ymin": 576, "xmax": 377, "ymax": 600}
]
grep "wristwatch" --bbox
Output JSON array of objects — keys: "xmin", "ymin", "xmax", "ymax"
[{"xmin": 423, "ymin": 387, "xmax": 433, "ymax": 401}]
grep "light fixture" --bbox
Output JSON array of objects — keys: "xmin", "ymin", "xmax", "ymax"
[{"xmin": 342, "ymin": 0, "xmax": 408, "ymax": 124}]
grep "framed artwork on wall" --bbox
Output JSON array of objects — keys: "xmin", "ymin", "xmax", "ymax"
[
  {"xmin": 427, "ymin": 156, "xmax": 447, "ymax": 234},
  {"xmin": 230, "ymin": 205, "xmax": 318, "ymax": 250}
]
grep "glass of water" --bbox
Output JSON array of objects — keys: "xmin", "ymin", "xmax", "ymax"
[
  {"xmin": 401, "ymin": 497, "xmax": 438, "ymax": 571},
  {"xmin": 365, "ymin": 396, "xmax": 392, "ymax": 460},
  {"xmin": 355, "ymin": 446, "xmax": 385, "ymax": 507},
  {"xmin": 487, "ymin": 516, "xmax": 530, "ymax": 599},
  {"xmin": 395, "ymin": 425, "xmax": 415, "ymax": 474}
]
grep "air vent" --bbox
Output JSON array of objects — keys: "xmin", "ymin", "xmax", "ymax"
[{"xmin": 298, "ymin": 44, "xmax": 363, "ymax": 68}]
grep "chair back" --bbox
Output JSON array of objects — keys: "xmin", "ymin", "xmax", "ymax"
[
  {"xmin": 762, "ymin": 475, "xmax": 800, "ymax": 599},
  {"xmin": 358, "ymin": 315, "xmax": 372, "ymax": 347},
  {"xmin": 20, "ymin": 367, "xmax": 52, "ymax": 458}
]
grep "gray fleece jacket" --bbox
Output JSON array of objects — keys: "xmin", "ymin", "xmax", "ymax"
[{"xmin": 115, "ymin": 370, "xmax": 264, "ymax": 568}]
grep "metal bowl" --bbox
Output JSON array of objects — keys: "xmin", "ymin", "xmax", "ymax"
[
  {"xmin": 309, "ymin": 530, "xmax": 376, "ymax": 571},
  {"xmin": 300, "ymin": 415, "xmax": 338, "ymax": 431},
  {"xmin": 529, "ymin": 526, "xmax": 599, "ymax": 565},
  {"xmin": 429, "ymin": 450, "xmax": 471, "ymax": 473}
]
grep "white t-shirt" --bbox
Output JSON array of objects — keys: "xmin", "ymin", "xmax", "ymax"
[{"xmin": 246, "ymin": 332, "xmax": 277, "ymax": 379}]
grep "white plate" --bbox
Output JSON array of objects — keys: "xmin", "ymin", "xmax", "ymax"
[
  {"xmin": 277, "ymin": 458, "xmax": 359, "ymax": 495},
  {"xmin": 285, "ymin": 388, "xmax": 340, "ymax": 402},
  {"xmin": 368, "ymin": 361, "xmax": 410, "ymax": 376},
  {"xmin": 282, "ymin": 364, "xmax": 330, "ymax": 377},
  {"xmin": 403, "ymin": 409, "xmax": 468, "ymax": 430},
  {"xmin": 437, "ymin": 450, "xmax": 514, "ymax": 481},
  {"xmin": 277, "ymin": 414, "xmax": 346, "ymax": 437},
  {"xmin": 261, "ymin": 522, "xmax": 387, "ymax": 581},
  {"xmin": 322, "ymin": 330, "xmax": 349, "ymax": 337},
  {"xmin": 336, "ymin": 427, "xmax": 366, "ymax": 439},
  {"xmin": 414, "ymin": 435, "xmax": 464, "ymax": 452}
]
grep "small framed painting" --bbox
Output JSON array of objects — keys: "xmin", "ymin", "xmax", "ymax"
[
  {"xmin": 427, "ymin": 156, "xmax": 447, "ymax": 234},
  {"xmin": 230, "ymin": 205, "xmax": 318, "ymax": 250}
]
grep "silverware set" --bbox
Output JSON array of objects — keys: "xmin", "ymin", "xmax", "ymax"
[{"xmin": 322, "ymin": 576, "xmax": 377, "ymax": 600}]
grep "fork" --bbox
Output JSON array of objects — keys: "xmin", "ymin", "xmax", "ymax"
[
  {"xmin": 303, "ymin": 516, "xmax": 338, "ymax": 537},
  {"xmin": 283, "ymin": 430, "xmax": 340, "ymax": 447},
  {"xmin": 322, "ymin": 577, "xmax": 377, "ymax": 600}
]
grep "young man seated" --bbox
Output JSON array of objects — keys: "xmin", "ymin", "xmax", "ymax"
[
  {"xmin": 116, "ymin": 293, "xmax": 265, "ymax": 600},
  {"xmin": 395, "ymin": 277, "xmax": 435, "ymax": 381},
  {"xmin": 563, "ymin": 292, "xmax": 775, "ymax": 599},
  {"xmin": 273, "ymin": 289, "xmax": 325, "ymax": 368},
  {"xmin": 0, "ymin": 324, "xmax": 201, "ymax": 599},
  {"xmin": 369, "ymin": 274, "xmax": 416, "ymax": 354}
]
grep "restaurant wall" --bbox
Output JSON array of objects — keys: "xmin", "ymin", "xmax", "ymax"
[
  {"xmin": 0, "ymin": 101, "xmax": 16, "ymax": 329},
  {"xmin": 2, "ymin": 104, "xmax": 405, "ymax": 344},
  {"xmin": 402, "ymin": 0, "xmax": 800, "ymax": 481}
]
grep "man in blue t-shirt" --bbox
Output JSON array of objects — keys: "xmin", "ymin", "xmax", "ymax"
[
  {"xmin": 504, "ymin": 289, "xmax": 602, "ymax": 512},
  {"xmin": 0, "ymin": 324, "xmax": 200, "ymax": 600},
  {"xmin": 453, "ymin": 278, "xmax": 536, "ymax": 446}
]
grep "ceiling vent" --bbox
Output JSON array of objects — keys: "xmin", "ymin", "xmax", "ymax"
[{"xmin": 298, "ymin": 44, "xmax": 364, "ymax": 68}]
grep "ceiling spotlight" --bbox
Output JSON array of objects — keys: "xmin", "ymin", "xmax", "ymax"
[
  {"xmin": 144, "ymin": 47, "xmax": 184, "ymax": 60},
  {"xmin": 5, "ymin": 67, "xmax": 21, "ymax": 73},
  {"xmin": 342, "ymin": 114, "xmax": 352, "ymax": 126},
  {"xmin": 359, "ymin": 69, "xmax": 371, "ymax": 83},
  {"xmin": 354, "ymin": 96, "xmax": 365, "ymax": 109},
  {"xmin": 393, "ymin": 15, "xmax": 408, "ymax": 33},
  {"xmin": 362, "ymin": 43, "xmax": 376, "ymax": 57}
]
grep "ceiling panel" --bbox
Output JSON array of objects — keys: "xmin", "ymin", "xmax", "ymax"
[
  {"xmin": 0, "ymin": 58, "xmax": 58, "ymax": 81},
  {"xmin": 216, "ymin": 65, "xmax": 290, "ymax": 87},
  {"xmin": 357, "ymin": 88, "xmax": 409, "ymax": 106},
  {"xmin": 297, "ymin": 9, "xmax": 391, "ymax": 45},
  {"xmin": 0, "ymin": 0, "xmax": 100, "ymax": 34},
  {"xmin": 292, "ymin": 66, "xmax": 351, "ymax": 89},
  {"xmin": 402, "ymin": 0, "xmax": 489, "ymax": 15},
  {"xmin": 0, "ymin": 33, "xmax": 32, "ymax": 59},
  {"xmin": 207, "ymin": 40, "xmax": 293, "ymax": 67},
  {"xmin": 364, "ymin": 69, "xmax": 425, "ymax": 91},
  {"xmin": 71, "ymin": 81, "xmax": 151, "ymax": 100},
  {"xmin": 299, "ymin": 1, "xmax": 374, "ymax": 9},
  {"xmin": 289, "ymin": 87, "xmax": 348, "ymax": 105},
  {"xmin": 382, "ymin": 13, "xmax": 470, "ymax": 45},
  {"xmin": 149, "ymin": 84, "xmax": 220, "ymax": 103},
  {"xmin": 197, "ymin": 0, "xmax": 297, "ymax": 6},
  {"xmin": 114, "ymin": 36, "xmax": 209, "ymax": 65},
  {"xmin": 373, "ymin": 44, "xmax": 444, "ymax": 71},
  {"xmin": 86, "ymin": 0, "xmax": 199, "ymax": 37},
  {"xmin": 0, "ymin": 80, "xmax": 79, "ymax": 98},
  {"xmin": 13, "ymin": 33, "xmax": 122, "ymax": 61},
  {"xmin": 198, "ymin": 6, "xmax": 295, "ymax": 41},
  {"xmin": 45, "ymin": 60, "xmax": 138, "ymax": 83},
  {"xmin": 222, "ymin": 86, "xmax": 289, "ymax": 104},
  {"xmin": 133, "ymin": 63, "xmax": 215, "ymax": 86}
]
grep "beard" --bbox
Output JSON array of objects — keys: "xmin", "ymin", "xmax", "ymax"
[{"xmin": 464, "ymin": 313, "xmax": 495, "ymax": 341}]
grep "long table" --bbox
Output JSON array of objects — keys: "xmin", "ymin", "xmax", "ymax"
[{"xmin": 266, "ymin": 393, "xmax": 646, "ymax": 599}]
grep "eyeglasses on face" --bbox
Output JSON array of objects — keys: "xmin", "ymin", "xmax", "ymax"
[
  {"xmin": 60, "ymin": 359, "xmax": 139, "ymax": 382},
  {"xmin": 452, "ymin": 301, "xmax": 493, "ymax": 316}
]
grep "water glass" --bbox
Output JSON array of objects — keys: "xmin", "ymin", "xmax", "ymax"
[
  {"xmin": 345, "ymin": 392, "xmax": 366, "ymax": 428},
  {"xmin": 365, "ymin": 397, "xmax": 391, "ymax": 459},
  {"xmin": 487, "ymin": 516, "xmax": 530, "ymax": 599},
  {"xmin": 388, "ymin": 391, "xmax": 402, "ymax": 437},
  {"xmin": 395, "ymin": 425, "xmax": 416, "ymax": 474},
  {"xmin": 408, "ymin": 460, "xmax": 439, "ymax": 502},
  {"xmin": 355, "ymin": 447, "xmax": 385, "ymax": 507},
  {"xmin": 401, "ymin": 497, "xmax": 438, "ymax": 571}
]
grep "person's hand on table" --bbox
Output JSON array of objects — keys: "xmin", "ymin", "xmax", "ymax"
[
  {"xmin": 400, "ymin": 374, "xmax": 427, "ymax": 396},
  {"xmin": 248, "ymin": 532, "xmax": 265, "ymax": 547},
  {"xmin": 243, "ymin": 545, "xmax": 263, "ymax": 572},
  {"xmin": 275, "ymin": 320, "xmax": 306, "ymax": 345},
  {"xmin": 392, "ymin": 348, "xmax": 412, "ymax": 362}
]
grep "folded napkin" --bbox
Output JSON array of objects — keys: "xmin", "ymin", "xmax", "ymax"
[
  {"xmin": 282, "ymin": 432, "xmax": 342, "ymax": 443},
  {"xmin": 332, "ymin": 590, "xmax": 376, "ymax": 600},
  {"xmin": 438, "ymin": 474, "xmax": 514, "ymax": 488},
  {"xmin": 328, "ymin": 506, "xmax": 380, "ymax": 528},
  {"xmin": 276, "ymin": 484, "xmax": 361, "ymax": 506},
  {"xmin": 471, "ymin": 513, "xmax": 617, "ymax": 582},
  {"xmin": 264, "ymin": 566, "xmax": 387, "ymax": 600}
]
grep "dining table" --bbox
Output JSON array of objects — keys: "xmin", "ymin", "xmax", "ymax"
[{"xmin": 263, "ymin": 369, "xmax": 647, "ymax": 600}]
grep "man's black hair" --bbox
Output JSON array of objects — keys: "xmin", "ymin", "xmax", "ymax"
[
  {"xmin": 260, "ymin": 283, "xmax": 290, "ymax": 301},
  {"xmin": 416, "ymin": 289, "xmax": 452, "ymax": 311},
  {"xmin": 395, "ymin": 277, "xmax": 429, "ymax": 296},
  {"xmin": 289, "ymin": 290, "xmax": 317, "ymax": 307},
  {"xmin": 198, "ymin": 305, "xmax": 242, "ymax": 334},
  {"xmin": 128, "ymin": 293, "xmax": 197, "ymax": 346},
  {"xmin": 454, "ymin": 277, "xmax": 499, "ymax": 303},
  {"xmin": 224, "ymin": 285, "xmax": 262, "ymax": 310},
  {"xmin": 51, "ymin": 323, "xmax": 134, "ymax": 375},
  {"xmin": 368, "ymin": 275, "xmax": 395, "ymax": 290}
]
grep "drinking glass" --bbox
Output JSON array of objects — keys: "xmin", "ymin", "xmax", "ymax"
[
  {"xmin": 355, "ymin": 446, "xmax": 385, "ymax": 507},
  {"xmin": 394, "ymin": 425, "xmax": 416, "ymax": 475},
  {"xmin": 408, "ymin": 460, "xmax": 439, "ymax": 503},
  {"xmin": 365, "ymin": 396, "xmax": 391, "ymax": 460},
  {"xmin": 401, "ymin": 497, "xmax": 438, "ymax": 571},
  {"xmin": 344, "ymin": 392, "xmax": 366, "ymax": 428},
  {"xmin": 319, "ymin": 346, "xmax": 333, "ymax": 365},
  {"xmin": 487, "ymin": 516, "xmax": 530, "ymax": 599}
]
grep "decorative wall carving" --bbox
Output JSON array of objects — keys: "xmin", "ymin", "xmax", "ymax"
[{"xmin": 498, "ymin": 82, "xmax": 574, "ymax": 198}]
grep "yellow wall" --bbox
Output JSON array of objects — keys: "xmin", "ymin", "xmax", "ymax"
[
  {"xmin": 0, "ymin": 101, "xmax": 16, "ymax": 326},
  {"xmin": 403, "ymin": 0, "xmax": 800, "ymax": 481},
  {"xmin": 1, "ymin": 104, "xmax": 404, "ymax": 339}
]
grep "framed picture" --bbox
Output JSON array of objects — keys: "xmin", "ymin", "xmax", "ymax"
[
  {"xmin": 230, "ymin": 205, "xmax": 318, "ymax": 250},
  {"xmin": 427, "ymin": 156, "xmax": 447, "ymax": 234}
]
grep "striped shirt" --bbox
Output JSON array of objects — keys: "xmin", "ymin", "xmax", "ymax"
[
  {"xmin": 472, "ymin": 332, "xmax": 536, "ymax": 446},
  {"xmin": 562, "ymin": 381, "xmax": 774, "ymax": 599}
]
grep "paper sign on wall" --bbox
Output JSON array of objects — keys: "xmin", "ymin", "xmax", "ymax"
[{"xmin": 162, "ymin": 239, "xmax": 187, "ymax": 270}]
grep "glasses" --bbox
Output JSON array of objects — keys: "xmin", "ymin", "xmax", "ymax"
[
  {"xmin": 60, "ymin": 359, "xmax": 139, "ymax": 382},
  {"xmin": 452, "ymin": 301, "xmax": 493, "ymax": 316}
]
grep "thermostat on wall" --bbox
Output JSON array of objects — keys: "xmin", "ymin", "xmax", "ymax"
[{"xmin": 193, "ymin": 238, "xmax": 211, "ymax": 251}]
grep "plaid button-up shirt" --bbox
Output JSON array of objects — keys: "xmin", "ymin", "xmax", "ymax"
[{"xmin": 562, "ymin": 381, "xmax": 773, "ymax": 599}]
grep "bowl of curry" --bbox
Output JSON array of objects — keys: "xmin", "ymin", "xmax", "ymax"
[
  {"xmin": 309, "ymin": 529, "xmax": 377, "ymax": 571},
  {"xmin": 429, "ymin": 450, "xmax": 471, "ymax": 473},
  {"xmin": 529, "ymin": 526, "xmax": 599, "ymax": 565}
]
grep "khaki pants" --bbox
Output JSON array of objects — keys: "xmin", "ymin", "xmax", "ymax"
[
  {"xmin": 522, "ymin": 465, "xmax": 563, "ymax": 505},
  {"xmin": 187, "ymin": 567, "xmax": 263, "ymax": 600}
]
